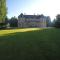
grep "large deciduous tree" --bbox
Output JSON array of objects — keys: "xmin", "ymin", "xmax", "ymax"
[{"xmin": 0, "ymin": 0, "xmax": 7, "ymax": 28}]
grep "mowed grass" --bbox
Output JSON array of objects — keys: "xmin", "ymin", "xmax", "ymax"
[{"xmin": 0, "ymin": 28, "xmax": 60, "ymax": 60}]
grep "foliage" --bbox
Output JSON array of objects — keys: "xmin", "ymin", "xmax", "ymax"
[
  {"xmin": 54, "ymin": 14, "xmax": 60, "ymax": 28},
  {"xmin": 0, "ymin": 23, "xmax": 6, "ymax": 29},
  {"xmin": 51, "ymin": 19, "xmax": 56, "ymax": 27},
  {"xmin": 46, "ymin": 16, "xmax": 51, "ymax": 27},
  {"xmin": 0, "ymin": 0, "xmax": 7, "ymax": 28},
  {"xmin": 9, "ymin": 16, "xmax": 18, "ymax": 27},
  {"xmin": 5, "ymin": 16, "xmax": 9, "ymax": 24}
]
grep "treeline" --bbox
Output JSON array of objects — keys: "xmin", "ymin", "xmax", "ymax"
[
  {"xmin": 52, "ymin": 14, "xmax": 60, "ymax": 28},
  {"xmin": 5, "ymin": 16, "xmax": 18, "ymax": 28},
  {"xmin": 2, "ymin": 14, "xmax": 60, "ymax": 29}
]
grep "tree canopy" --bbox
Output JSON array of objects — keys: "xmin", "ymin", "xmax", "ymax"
[
  {"xmin": 0, "ymin": 0, "xmax": 7, "ymax": 23},
  {"xmin": 54, "ymin": 14, "xmax": 60, "ymax": 28}
]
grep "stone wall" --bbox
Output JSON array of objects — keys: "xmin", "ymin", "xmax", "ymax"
[{"xmin": 18, "ymin": 17, "xmax": 47, "ymax": 28}]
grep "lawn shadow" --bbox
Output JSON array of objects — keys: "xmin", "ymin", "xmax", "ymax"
[{"xmin": 0, "ymin": 28, "xmax": 60, "ymax": 60}]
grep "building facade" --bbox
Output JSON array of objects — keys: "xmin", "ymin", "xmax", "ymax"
[{"xmin": 18, "ymin": 14, "xmax": 48, "ymax": 28}]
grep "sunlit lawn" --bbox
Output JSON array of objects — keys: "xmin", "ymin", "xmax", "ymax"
[
  {"xmin": 0, "ymin": 28, "xmax": 41, "ymax": 36},
  {"xmin": 0, "ymin": 28, "xmax": 60, "ymax": 60}
]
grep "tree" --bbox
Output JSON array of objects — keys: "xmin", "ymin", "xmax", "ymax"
[
  {"xmin": 9, "ymin": 16, "xmax": 18, "ymax": 27},
  {"xmin": 52, "ymin": 19, "xmax": 56, "ymax": 27},
  {"xmin": 46, "ymin": 16, "xmax": 51, "ymax": 27},
  {"xmin": 5, "ymin": 16, "xmax": 9, "ymax": 24},
  {"xmin": 0, "ymin": 0, "xmax": 7, "ymax": 28},
  {"xmin": 54, "ymin": 14, "xmax": 60, "ymax": 28}
]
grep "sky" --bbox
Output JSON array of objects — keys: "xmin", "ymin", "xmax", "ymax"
[{"xmin": 7, "ymin": 0, "xmax": 60, "ymax": 20}]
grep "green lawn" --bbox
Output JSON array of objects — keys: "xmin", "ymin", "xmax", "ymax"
[{"xmin": 0, "ymin": 28, "xmax": 60, "ymax": 60}]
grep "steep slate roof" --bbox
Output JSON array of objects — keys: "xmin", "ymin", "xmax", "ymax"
[
  {"xmin": 23, "ymin": 15, "xmax": 35, "ymax": 18},
  {"xmin": 18, "ymin": 14, "xmax": 45, "ymax": 19}
]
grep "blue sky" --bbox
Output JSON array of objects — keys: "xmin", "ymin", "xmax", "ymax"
[{"xmin": 7, "ymin": 0, "xmax": 60, "ymax": 20}]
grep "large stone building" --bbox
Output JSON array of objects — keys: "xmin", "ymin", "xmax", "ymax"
[{"xmin": 18, "ymin": 13, "xmax": 50, "ymax": 28}]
